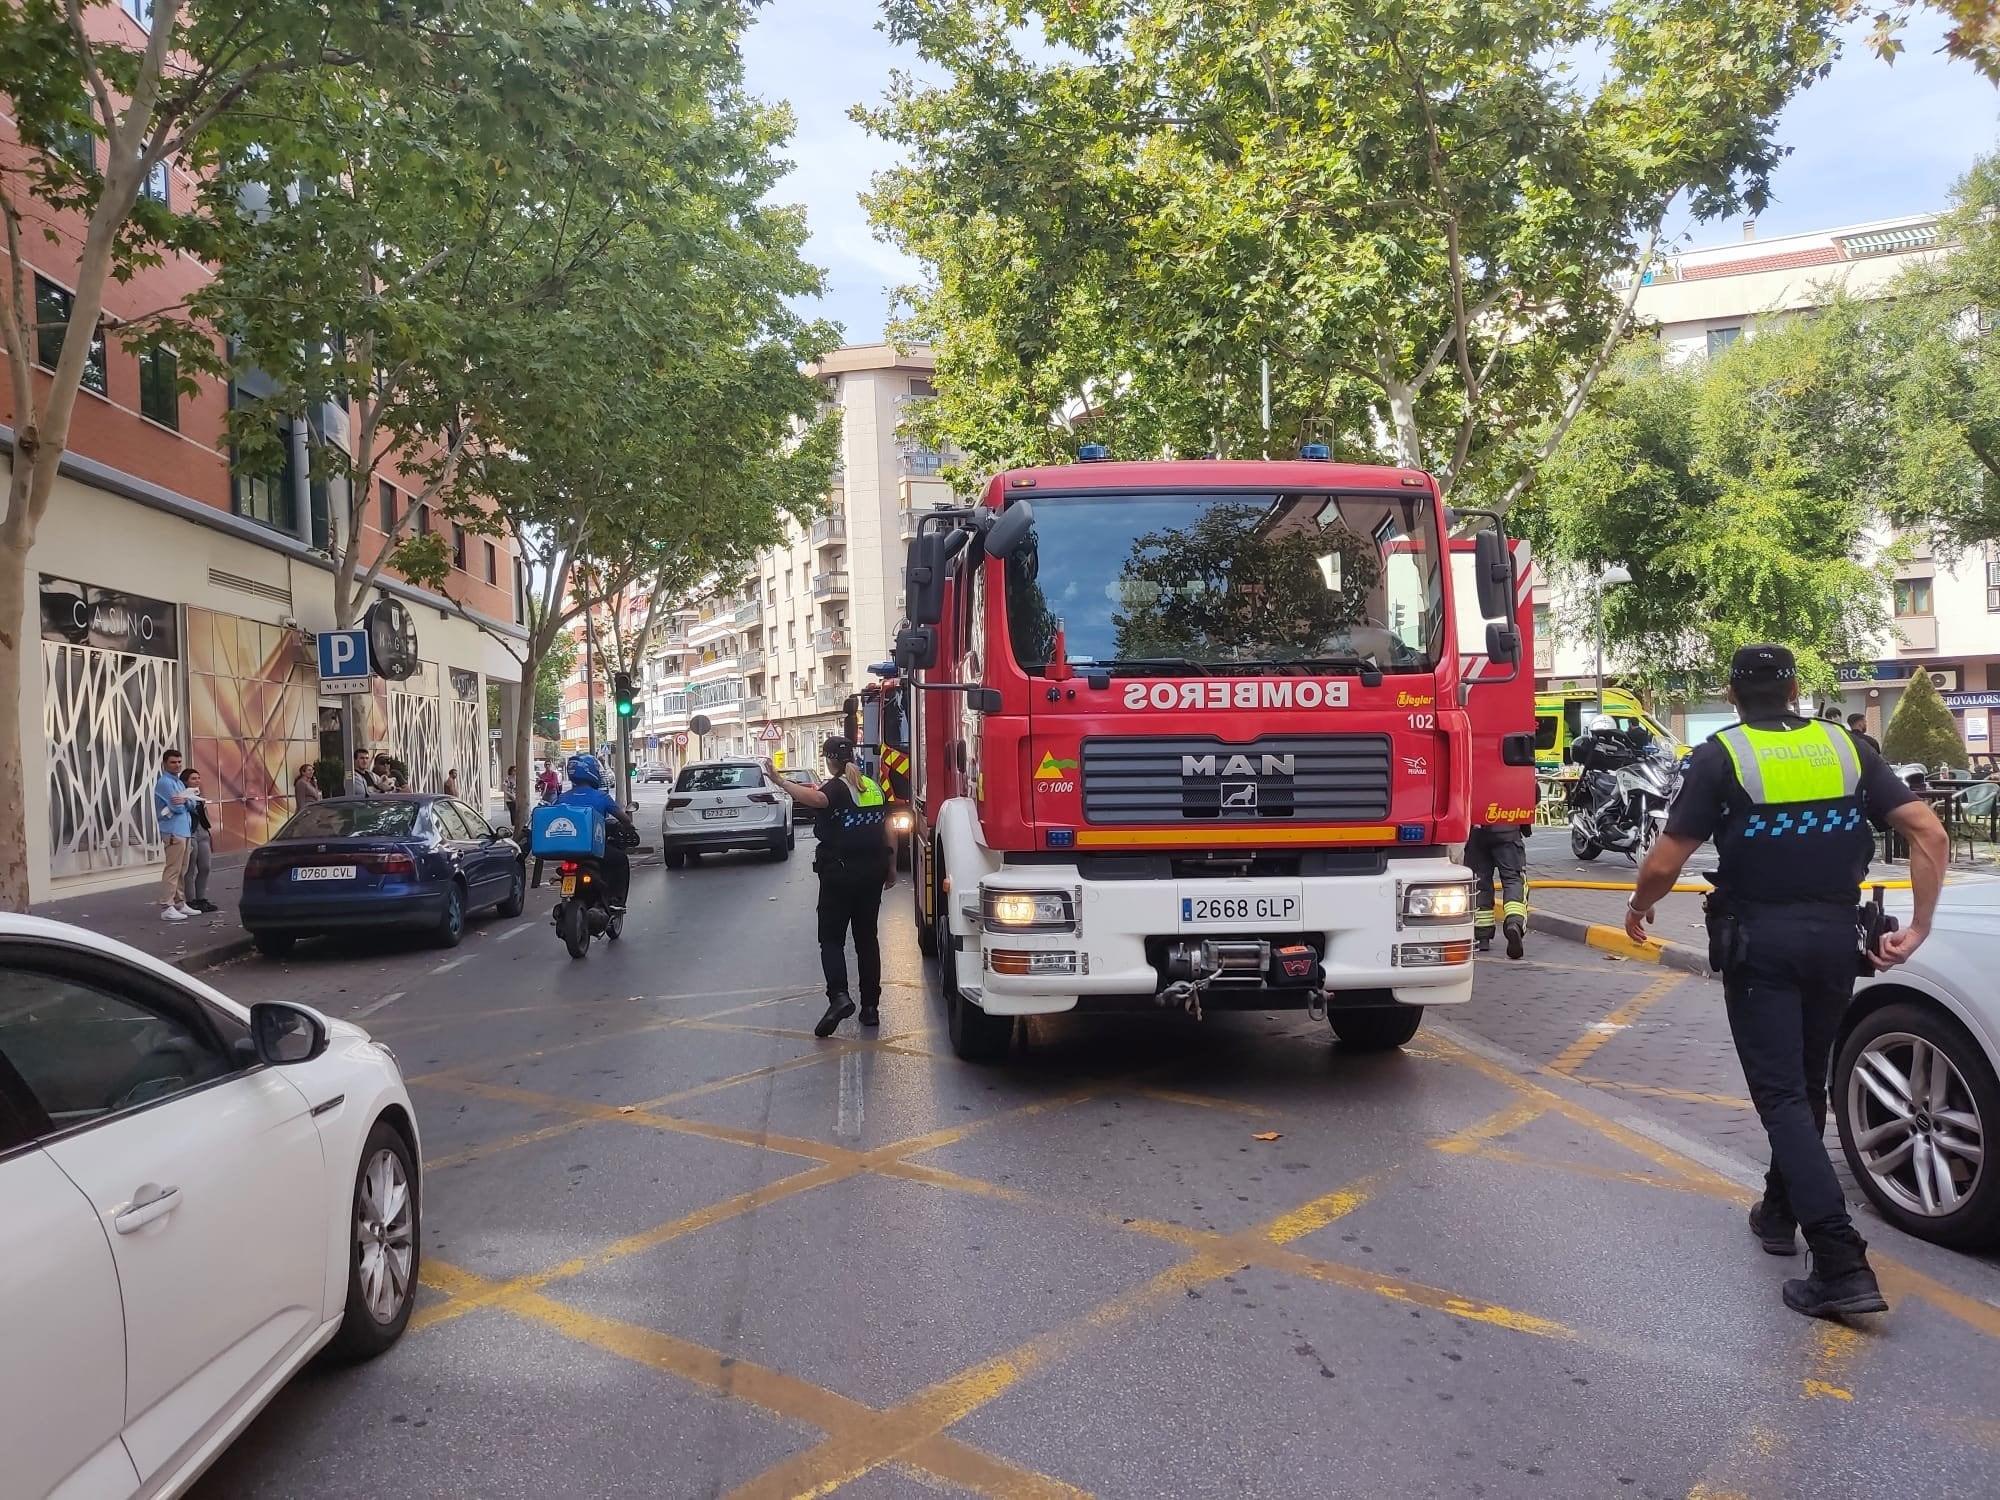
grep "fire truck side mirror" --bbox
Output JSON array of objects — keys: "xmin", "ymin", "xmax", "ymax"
[
  {"xmin": 906, "ymin": 534, "xmax": 947, "ymax": 625},
  {"xmin": 982, "ymin": 500, "xmax": 1035, "ymax": 561},
  {"xmin": 1485, "ymin": 621, "xmax": 1520, "ymax": 665},
  {"xmin": 1473, "ymin": 528, "xmax": 1512, "ymax": 621},
  {"xmin": 895, "ymin": 623, "xmax": 938, "ymax": 671}
]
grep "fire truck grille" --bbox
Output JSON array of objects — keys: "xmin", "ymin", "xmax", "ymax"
[{"xmin": 1079, "ymin": 735, "xmax": 1394, "ymax": 824}]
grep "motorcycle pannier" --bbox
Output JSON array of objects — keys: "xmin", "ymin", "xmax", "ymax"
[{"xmin": 530, "ymin": 803, "xmax": 605, "ymax": 858}]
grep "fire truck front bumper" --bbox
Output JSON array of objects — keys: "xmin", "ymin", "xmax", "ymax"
[{"xmin": 968, "ymin": 858, "xmax": 1476, "ymax": 1017}]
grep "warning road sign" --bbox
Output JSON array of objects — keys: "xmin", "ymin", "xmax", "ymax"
[{"xmin": 758, "ymin": 721, "xmax": 783, "ymax": 743}]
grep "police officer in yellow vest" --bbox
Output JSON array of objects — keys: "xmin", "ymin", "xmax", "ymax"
[
  {"xmin": 767, "ymin": 737, "xmax": 895, "ymax": 1037},
  {"xmin": 1627, "ymin": 644, "xmax": 1947, "ymax": 1319}
]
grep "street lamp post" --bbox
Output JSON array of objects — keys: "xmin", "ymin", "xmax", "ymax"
[{"xmin": 1593, "ymin": 564, "xmax": 1632, "ymax": 713}]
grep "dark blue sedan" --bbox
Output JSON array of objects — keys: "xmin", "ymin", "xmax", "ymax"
[{"xmin": 240, "ymin": 795, "xmax": 524, "ymax": 958}]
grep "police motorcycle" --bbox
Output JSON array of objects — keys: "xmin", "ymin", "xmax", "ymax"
[
  {"xmin": 530, "ymin": 755, "xmax": 638, "ymax": 959},
  {"xmin": 1567, "ymin": 716, "xmax": 1681, "ymax": 862}
]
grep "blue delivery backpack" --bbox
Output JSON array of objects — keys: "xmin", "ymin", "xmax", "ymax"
[{"xmin": 530, "ymin": 802, "xmax": 605, "ymax": 859}]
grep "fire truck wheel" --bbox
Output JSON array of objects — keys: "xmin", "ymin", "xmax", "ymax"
[
  {"xmin": 1329, "ymin": 1006, "xmax": 1424, "ymax": 1052},
  {"xmin": 937, "ymin": 905, "xmax": 1012, "ymax": 1062},
  {"xmin": 915, "ymin": 885, "xmax": 939, "ymax": 957}
]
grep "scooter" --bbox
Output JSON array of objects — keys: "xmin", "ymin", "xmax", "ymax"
[{"xmin": 551, "ymin": 820, "xmax": 639, "ymax": 960}]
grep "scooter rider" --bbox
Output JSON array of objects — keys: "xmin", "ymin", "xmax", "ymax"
[{"xmin": 555, "ymin": 753, "xmax": 633, "ymax": 910}]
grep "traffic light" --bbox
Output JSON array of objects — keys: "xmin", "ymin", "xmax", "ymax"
[{"xmin": 613, "ymin": 670, "xmax": 635, "ymax": 718}]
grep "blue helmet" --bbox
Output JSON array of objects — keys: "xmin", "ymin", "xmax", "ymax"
[{"xmin": 566, "ymin": 752, "xmax": 605, "ymax": 788}]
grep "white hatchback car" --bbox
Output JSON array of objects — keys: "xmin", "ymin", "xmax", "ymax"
[
  {"xmin": 1, "ymin": 915, "xmax": 421, "ymax": 1500},
  {"xmin": 1838, "ymin": 880, "xmax": 2000, "ymax": 1249},
  {"xmin": 661, "ymin": 759, "xmax": 794, "ymax": 866}
]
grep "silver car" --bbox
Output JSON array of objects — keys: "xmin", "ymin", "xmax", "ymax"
[
  {"xmin": 1837, "ymin": 879, "xmax": 2000, "ymax": 1249},
  {"xmin": 661, "ymin": 760, "xmax": 794, "ymax": 867}
]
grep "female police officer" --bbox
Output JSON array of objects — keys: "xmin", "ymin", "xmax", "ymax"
[
  {"xmin": 767, "ymin": 738, "xmax": 895, "ymax": 1038},
  {"xmin": 1626, "ymin": 644, "xmax": 1948, "ymax": 1320}
]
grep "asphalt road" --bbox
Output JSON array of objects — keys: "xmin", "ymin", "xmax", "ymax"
[{"xmin": 185, "ymin": 813, "xmax": 2000, "ymax": 1500}]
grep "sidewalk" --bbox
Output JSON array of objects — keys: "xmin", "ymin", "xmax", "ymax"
[{"xmin": 33, "ymin": 856, "xmax": 252, "ymax": 973}]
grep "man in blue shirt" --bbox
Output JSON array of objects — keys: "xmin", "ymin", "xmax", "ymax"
[
  {"xmin": 153, "ymin": 748, "xmax": 194, "ymax": 921},
  {"xmin": 554, "ymin": 754, "xmax": 633, "ymax": 908}
]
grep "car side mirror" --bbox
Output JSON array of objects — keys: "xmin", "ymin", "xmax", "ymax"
[
  {"xmin": 486, "ymin": 823, "xmax": 509, "ymax": 841},
  {"xmin": 251, "ymin": 1001, "xmax": 329, "ymax": 1066}
]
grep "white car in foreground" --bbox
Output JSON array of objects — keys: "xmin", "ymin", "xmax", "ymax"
[
  {"xmin": 1838, "ymin": 880, "xmax": 2000, "ymax": 1249},
  {"xmin": 1, "ymin": 915, "xmax": 421, "ymax": 1500},
  {"xmin": 661, "ymin": 759, "xmax": 794, "ymax": 866}
]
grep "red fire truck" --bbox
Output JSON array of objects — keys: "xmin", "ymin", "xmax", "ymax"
[{"xmin": 894, "ymin": 451, "xmax": 1535, "ymax": 1061}]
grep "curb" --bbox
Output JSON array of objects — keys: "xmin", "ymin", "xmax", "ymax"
[
  {"xmin": 1528, "ymin": 908, "xmax": 1710, "ymax": 977},
  {"xmin": 167, "ymin": 932, "xmax": 257, "ymax": 973}
]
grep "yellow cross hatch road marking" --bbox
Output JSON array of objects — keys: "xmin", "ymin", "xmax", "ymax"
[{"xmin": 1547, "ymin": 972, "xmax": 1685, "ymax": 1075}]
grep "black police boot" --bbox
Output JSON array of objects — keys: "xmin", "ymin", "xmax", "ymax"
[
  {"xmin": 1783, "ymin": 1238, "xmax": 1887, "ymax": 1320},
  {"xmin": 814, "ymin": 993, "xmax": 856, "ymax": 1039},
  {"xmin": 1503, "ymin": 914, "xmax": 1525, "ymax": 961},
  {"xmin": 1747, "ymin": 1197, "xmax": 1799, "ymax": 1256},
  {"xmin": 858, "ymin": 1000, "xmax": 880, "ymax": 1028}
]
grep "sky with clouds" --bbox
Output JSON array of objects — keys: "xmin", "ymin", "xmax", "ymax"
[{"xmin": 740, "ymin": 6, "xmax": 2000, "ymax": 348}]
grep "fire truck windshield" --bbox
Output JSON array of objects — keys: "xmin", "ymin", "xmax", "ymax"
[{"xmin": 1002, "ymin": 490, "xmax": 1443, "ymax": 677}]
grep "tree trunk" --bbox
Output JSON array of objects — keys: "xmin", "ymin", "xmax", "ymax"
[
  {"xmin": 510, "ymin": 645, "xmax": 543, "ymax": 839},
  {"xmin": 0, "ymin": 516, "xmax": 32, "ymax": 912},
  {"xmin": 1382, "ymin": 377, "xmax": 1424, "ymax": 471}
]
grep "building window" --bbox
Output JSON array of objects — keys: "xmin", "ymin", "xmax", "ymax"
[
  {"xmin": 232, "ymin": 428, "xmax": 297, "ymax": 532},
  {"xmin": 908, "ymin": 377, "xmax": 936, "ymax": 399},
  {"xmin": 54, "ymin": 110, "xmax": 95, "ymax": 173},
  {"xmin": 379, "ymin": 480, "xmax": 397, "ymax": 532},
  {"xmin": 137, "ymin": 343, "xmax": 177, "ymax": 428},
  {"xmin": 484, "ymin": 540, "xmax": 498, "ymax": 584},
  {"xmin": 900, "ymin": 444, "xmax": 945, "ymax": 476},
  {"xmin": 139, "ymin": 160, "xmax": 168, "ymax": 207},
  {"xmin": 1705, "ymin": 326, "xmax": 1742, "ymax": 358},
  {"xmin": 34, "ymin": 277, "xmax": 106, "ymax": 393},
  {"xmin": 417, "ymin": 504, "xmax": 431, "ymax": 537},
  {"xmin": 121, "ymin": 0, "xmax": 151, "ymax": 24},
  {"xmin": 451, "ymin": 522, "xmax": 467, "ymax": 570},
  {"xmin": 1894, "ymin": 579, "xmax": 1933, "ymax": 617}
]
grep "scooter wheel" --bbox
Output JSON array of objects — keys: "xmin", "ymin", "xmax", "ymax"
[{"xmin": 562, "ymin": 900, "xmax": 590, "ymax": 959}]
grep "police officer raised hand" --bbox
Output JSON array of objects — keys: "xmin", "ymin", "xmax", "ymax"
[
  {"xmin": 1625, "ymin": 644, "xmax": 1948, "ymax": 1321},
  {"xmin": 768, "ymin": 739, "xmax": 895, "ymax": 1037}
]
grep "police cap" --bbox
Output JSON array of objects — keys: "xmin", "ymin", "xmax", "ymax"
[
  {"xmin": 822, "ymin": 736, "xmax": 856, "ymax": 766},
  {"xmin": 1729, "ymin": 643, "xmax": 1797, "ymax": 684}
]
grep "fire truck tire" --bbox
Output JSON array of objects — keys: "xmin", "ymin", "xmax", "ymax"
[
  {"xmin": 915, "ymin": 883, "xmax": 939, "ymax": 956},
  {"xmin": 1329, "ymin": 1006, "xmax": 1424, "ymax": 1052},
  {"xmin": 938, "ymin": 907, "xmax": 1012, "ymax": 1062}
]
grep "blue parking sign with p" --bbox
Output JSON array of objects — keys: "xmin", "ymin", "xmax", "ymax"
[{"xmin": 317, "ymin": 628, "xmax": 371, "ymax": 693}]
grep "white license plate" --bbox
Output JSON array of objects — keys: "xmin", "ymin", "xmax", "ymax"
[
  {"xmin": 1176, "ymin": 883, "xmax": 1304, "ymax": 931},
  {"xmin": 701, "ymin": 807, "xmax": 738, "ymax": 820},
  {"xmin": 292, "ymin": 865, "xmax": 358, "ymax": 882},
  {"xmin": 560, "ymin": 875, "xmax": 576, "ymax": 896}
]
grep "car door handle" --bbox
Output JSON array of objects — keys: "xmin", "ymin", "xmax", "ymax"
[{"xmin": 114, "ymin": 1183, "xmax": 180, "ymax": 1234}]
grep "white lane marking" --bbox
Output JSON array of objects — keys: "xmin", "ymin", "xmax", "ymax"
[
  {"xmin": 835, "ymin": 1049, "xmax": 865, "ymax": 1140},
  {"xmin": 498, "ymin": 923, "xmax": 531, "ymax": 942},
  {"xmin": 431, "ymin": 957, "xmax": 468, "ymax": 975},
  {"xmin": 351, "ymin": 990, "xmax": 406, "ymax": 1021}
]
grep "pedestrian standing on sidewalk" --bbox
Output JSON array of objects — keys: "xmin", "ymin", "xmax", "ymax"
[
  {"xmin": 181, "ymin": 769, "xmax": 218, "ymax": 913},
  {"xmin": 295, "ymin": 763, "xmax": 323, "ymax": 805},
  {"xmin": 347, "ymin": 749, "xmax": 374, "ymax": 798},
  {"xmin": 1846, "ymin": 714, "xmax": 1880, "ymax": 753},
  {"xmin": 1466, "ymin": 822, "xmax": 1528, "ymax": 959},
  {"xmin": 504, "ymin": 765, "xmax": 519, "ymax": 827},
  {"xmin": 1625, "ymin": 643, "xmax": 1947, "ymax": 1320},
  {"xmin": 444, "ymin": 768, "xmax": 460, "ymax": 797},
  {"xmin": 768, "ymin": 738, "xmax": 894, "ymax": 1037},
  {"xmin": 154, "ymin": 748, "xmax": 194, "ymax": 921}
]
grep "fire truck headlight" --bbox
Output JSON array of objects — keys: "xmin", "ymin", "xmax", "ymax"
[
  {"xmin": 982, "ymin": 888, "xmax": 1077, "ymax": 932},
  {"xmin": 1402, "ymin": 882, "xmax": 1473, "ymax": 922}
]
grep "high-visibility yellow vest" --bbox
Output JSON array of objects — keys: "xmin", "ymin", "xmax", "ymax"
[{"xmin": 1714, "ymin": 721, "xmax": 1861, "ymax": 805}]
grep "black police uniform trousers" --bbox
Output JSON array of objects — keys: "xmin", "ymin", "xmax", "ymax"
[
  {"xmin": 1465, "ymin": 825, "xmax": 1526, "ymax": 933},
  {"xmin": 816, "ymin": 856, "xmax": 885, "ymax": 1004},
  {"xmin": 1721, "ymin": 904, "xmax": 1865, "ymax": 1258}
]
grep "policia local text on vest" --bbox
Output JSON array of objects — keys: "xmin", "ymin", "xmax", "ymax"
[{"xmin": 1626, "ymin": 643, "xmax": 1948, "ymax": 1322}]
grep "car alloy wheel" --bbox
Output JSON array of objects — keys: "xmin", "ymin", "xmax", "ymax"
[
  {"xmin": 356, "ymin": 1146, "xmax": 416, "ymax": 1324},
  {"xmin": 1847, "ymin": 1030, "xmax": 1986, "ymax": 1219}
]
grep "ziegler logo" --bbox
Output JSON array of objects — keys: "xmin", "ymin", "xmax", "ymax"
[
  {"xmin": 1484, "ymin": 802, "xmax": 1536, "ymax": 822},
  {"xmin": 1396, "ymin": 691, "xmax": 1435, "ymax": 708},
  {"xmin": 1182, "ymin": 754, "xmax": 1294, "ymax": 777},
  {"xmin": 1123, "ymin": 679, "xmax": 1350, "ymax": 711}
]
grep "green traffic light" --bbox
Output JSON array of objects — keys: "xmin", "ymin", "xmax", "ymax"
[{"xmin": 616, "ymin": 701, "xmax": 633, "ymax": 716}]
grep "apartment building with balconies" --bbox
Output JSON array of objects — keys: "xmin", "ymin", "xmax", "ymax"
[{"xmin": 1535, "ymin": 213, "xmax": 2000, "ymax": 752}]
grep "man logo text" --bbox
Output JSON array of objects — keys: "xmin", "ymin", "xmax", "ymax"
[{"xmin": 1182, "ymin": 754, "xmax": 1295, "ymax": 778}]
